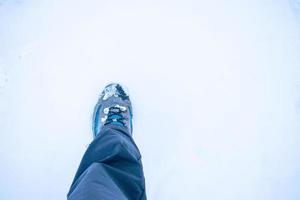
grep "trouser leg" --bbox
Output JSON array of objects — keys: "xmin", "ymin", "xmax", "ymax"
[{"xmin": 67, "ymin": 126, "xmax": 146, "ymax": 200}]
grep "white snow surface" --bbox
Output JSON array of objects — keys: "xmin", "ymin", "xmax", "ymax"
[{"xmin": 1, "ymin": 0, "xmax": 300, "ymax": 199}]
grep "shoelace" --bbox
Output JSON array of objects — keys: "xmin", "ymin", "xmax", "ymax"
[{"xmin": 103, "ymin": 106, "xmax": 127, "ymax": 126}]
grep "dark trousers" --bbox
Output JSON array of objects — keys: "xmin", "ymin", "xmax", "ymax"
[{"xmin": 67, "ymin": 125, "xmax": 146, "ymax": 200}]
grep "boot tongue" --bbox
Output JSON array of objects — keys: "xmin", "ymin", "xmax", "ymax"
[{"xmin": 104, "ymin": 107, "xmax": 125, "ymax": 127}]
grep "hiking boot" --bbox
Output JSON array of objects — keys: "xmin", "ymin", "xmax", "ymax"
[{"xmin": 92, "ymin": 83, "xmax": 133, "ymax": 138}]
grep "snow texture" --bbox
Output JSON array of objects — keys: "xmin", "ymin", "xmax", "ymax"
[{"xmin": 0, "ymin": 0, "xmax": 300, "ymax": 199}]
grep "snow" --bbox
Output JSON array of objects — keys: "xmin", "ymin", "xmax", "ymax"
[{"xmin": 0, "ymin": 0, "xmax": 300, "ymax": 199}]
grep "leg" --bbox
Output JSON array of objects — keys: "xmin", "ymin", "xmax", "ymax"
[{"xmin": 67, "ymin": 125, "xmax": 146, "ymax": 200}]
